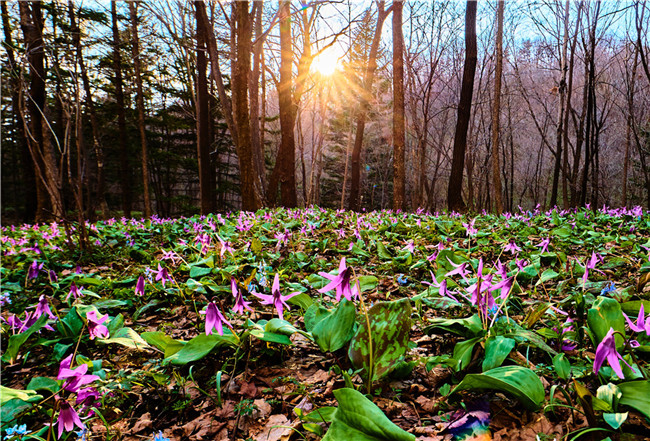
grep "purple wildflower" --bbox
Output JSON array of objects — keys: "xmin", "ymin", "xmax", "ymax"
[
  {"xmin": 65, "ymin": 282, "xmax": 84, "ymax": 301},
  {"xmin": 231, "ymin": 277, "xmax": 252, "ymax": 315},
  {"xmin": 135, "ymin": 275, "xmax": 145, "ymax": 296},
  {"xmin": 202, "ymin": 302, "xmax": 231, "ymax": 336},
  {"xmin": 57, "ymin": 401, "xmax": 85, "ymax": 438},
  {"xmin": 154, "ymin": 264, "xmax": 171, "ymax": 288},
  {"xmin": 593, "ymin": 328, "xmax": 635, "ymax": 379},
  {"xmin": 86, "ymin": 310, "xmax": 109, "ymax": 340},
  {"xmin": 503, "ymin": 240, "xmax": 521, "ymax": 254},
  {"xmin": 27, "ymin": 260, "xmax": 43, "ymax": 279},
  {"xmin": 57, "ymin": 355, "xmax": 100, "ymax": 393},
  {"xmin": 317, "ymin": 257, "xmax": 358, "ymax": 302},
  {"xmin": 253, "ymin": 274, "xmax": 300, "ymax": 320},
  {"xmin": 536, "ymin": 237, "xmax": 550, "ymax": 253},
  {"xmin": 623, "ymin": 305, "xmax": 650, "ymax": 336}
]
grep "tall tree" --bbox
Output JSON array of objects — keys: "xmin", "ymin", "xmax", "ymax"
[
  {"xmin": 447, "ymin": 0, "xmax": 477, "ymax": 213},
  {"xmin": 68, "ymin": 0, "xmax": 108, "ymax": 218},
  {"xmin": 194, "ymin": 1, "xmax": 216, "ymax": 214},
  {"xmin": 111, "ymin": 1, "xmax": 132, "ymax": 217},
  {"xmin": 128, "ymin": 1, "xmax": 152, "ymax": 217},
  {"xmin": 392, "ymin": 0, "xmax": 405, "ymax": 211},
  {"xmin": 19, "ymin": 1, "xmax": 64, "ymax": 221},
  {"xmin": 2, "ymin": 1, "xmax": 36, "ymax": 221},
  {"xmin": 490, "ymin": 0, "xmax": 504, "ymax": 213},
  {"xmin": 275, "ymin": 0, "xmax": 298, "ymax": 207},
  {"xmin": 348, "ymin": 1, "xmax": 391, "ymax": 211}
]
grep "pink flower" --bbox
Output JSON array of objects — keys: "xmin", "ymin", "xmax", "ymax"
[
  {"xmin": 135, "ymin": 275, "xmax": 145, "ymax": 296},
  {"xmin": 154, "ymin": 264, "xmax": 171, "ymax": 287},
  {"xmin": 623, "ymin": 305, "xmax": 650, "ymax": 336},
  {"xmin": 27, "ymin": 260, "xmax": 43, "ymax": 279},
  {"xmin": 86, "ymin": 311, "xmax": 109, "ymax": 340},
  {"xmin": 253, "ymin": 274, "xmax": 300, "ymax": 320},
  {"xmin": 66, "ymin": 282, "xmax": 84, "ymax": 301},
  {"xmin": 57, "ymin": 355, "xmax": 99, "ymax": 393},
  {"xmin": 57, "ymin": 401, "xmax": 85, "ymax": 438},
  {"xmin": 593, "ymin": 328, "xmax": 635, "ymax": 379},
  {"xmin": 503, "ymin": 240, "xmax": 521, "ymax": 254},
  {"xmin": 231, "ymin": 278, "xmax": 252, "ymax": 315},
  {"xmin": 202, "ymin": 302, "xmax": 230, "ymax": 336},
  {"xmin": 317, "ymin": 258, "xmax": 358, "ymax": 302}
]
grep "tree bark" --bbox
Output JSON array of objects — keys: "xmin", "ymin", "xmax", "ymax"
[
  {"xmin": 2, "ymin": 1, "xmax": 36, "ymax": 222},
  {"xmin": 111, "ymin": 1, "xmax": 132, "ymax": 217},
  {"xmin": 348, "ymin": 1, "xmax": 390, "ymax": 211},
  {"xmin": 275, "ymin": 0, "xmax": 298, "ymax": 207},
  {"xmin": 195, "ymin": 2, "xmax": 216, "ymax": 214},
  {"xmin": 490, "ymin": 0, "xmax": 504, "ymax": 214},
  {"xmin": 392, "ymin": 0, "xmax": 405, "ymax": 211},
  {"xmin": 19, "ymin": 1, "xmax": 64, "ymax": 221},
  {"xmin": 128, "ymin": 1, "xmax": 152, "ymax": 217},
  {"xmin": 447, "ymin": 0, "xmax": 477, "ymax": 213}
]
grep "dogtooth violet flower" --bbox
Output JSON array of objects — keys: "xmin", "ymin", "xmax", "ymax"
[
  {"xmin": 57, "ymin": 401, "xmax": 85, "ymax": 438},
  {"xmin": 154, "ymin": 264, "xmax": 171, "ymax": 287},
  {"xmin": 66, "ymin": 282, "xmax": 84, "ymax": 301},
  {"xmin": 57, "ymin": 355, "xmax": 100, "ymax": 393},
  {"xmin": 593, "ymin": 327, "xmax": 635, "ymax": 379},
  {"xmin": 27, "ymin": 260, "xmax": 43, "ymax": 279},
  {"xmin": 231, "ymin": 277, "xmax": 252, "ymax": 315},
  {"xmin": 535, "ymin": 237, "xmax": 551, "ymax": 253},
  {"xmin": 86, "ymin": 310, "xmax": 109, "ymax": 340},
  {"xmin": 202, "ymin": 302, "xmax": 230, "ymax": 336},
  {"xmin": 135, "ymin": 275, "xmax": 146, "ymax": 296},
  {"xmin": 623, "ymin": 304, "xmax": 650, "ymax": 336},
  {"xmin": 253, "ymin": 274, "xmax": 300, "ymax": 320},
  {"xmin": 503, "ymin": 240, "xmax": 522, "ymax": 254},
  {"xmin": 317, "ymin": 257, "xmax": 358, "ymax": 302}
]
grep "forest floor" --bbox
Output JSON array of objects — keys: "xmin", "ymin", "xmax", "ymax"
[{"xmin": 1, "ymin": 206, "xmax": 650, "ymax": 441}]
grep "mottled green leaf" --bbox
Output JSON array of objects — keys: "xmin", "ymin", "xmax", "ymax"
[
  {"xmin": 482, "ymin": 336, "xmax": 515, "ymax": 371},
  {"xmin": 349, "ymin": 298, "xmax": 412, "ymax": 383},
  {"xmin": 588, "ymin": 296, "xmax": 625, "ymax": 349},
  {"xmin": 619, "ymin": 380, "xmax": 650, "ymax": 419},
  {"xmin": 312, "ymin": 299, "xmax": 356, "ymax": 352},
  {"xmin": 1, "ymin": 314, "xmax": 49, "ymax": 364}
]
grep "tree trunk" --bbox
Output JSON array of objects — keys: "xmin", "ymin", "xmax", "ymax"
[
  {"xmin": 392, "ymin": 0, "xmax": 405, "ymax": 211},
  {"xmin": 447, "ymin": 0, "xmax": 477, "ymax": 213},
  {"xmin": 276, "ymin": 0, "xmax": 298, "ymax": 207},
  {"xmin": 348, "ymin": 1, "xmax": 390, "ymax": 211},
  {"xmin": 19, "ymin": 1, "xmax": 64, "ymax": 221},
  {"xmin": 250, "ymin": 0, "xmax": 266, "ymax": 197},
  {"xmin": 490, "ymin": 0, "xmax": 504, "ymax": 214},
  {"xmin": 195, "ymin": 2, "xmax": 216, "ymax": 214},
  {"xmin": 111, "ymin": 1, "xmax": 132, "ymax": 218},
  {"xmin": 2, "ymin": 1, "xmax": 36, "ymax": 222},
  {"xmin": 623, "ymin": 43, "xmax": 639, "ymax": 207},
  {"xmin": 68, "ymin": 0, "xmax": 108, "ymax": 218},
  {"xmin": 232, "ymin": 0, "xmax": 259, "ymax": 210},
  {"xmin": 551, "ymin": 0, "xmax": 569, "ymax": 209},
  {"xmin": 128, "ymin": 1, "xmax": 152, "ymax": 217}
]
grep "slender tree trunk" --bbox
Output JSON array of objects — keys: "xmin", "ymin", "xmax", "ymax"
[
  {"xmin": 623, "ymin": 44, "xmax": 639, "ymax": 207},
  {"xmin": 232, "ymin": 1, "xmax": 259, "ymax": 210},
  {"xmin": 2, "ymin": 1, "xmax": 36, "ymax": 221},
  {"xmin": 195, "ymin": 2, "xmax": 216, "ymax": 214},
  {"xmin": 551, "ymin": 0, "xmax": 569, "ymax": 209},
  {"xmin": 348, "ymin": 1, "xmax": 390, "ymax": 211},
  {"xmin": 111, "ymin": 1, "xmax": 132, "ymax": 217},
  {"xmin": 491, "ymin": 0, "xmax": 504, "ymax": 214},
  {"xmin": 276, "ymin": 0, "xmax": 298, "ymax": 207},
  {"xmin": 19, "ymin": 1, "xmax": 64, "ymax": 221},
  {"xmin": 128, "ymin": 2, "xmax": 152, "ymax": 217},
  {"xmin": 250, "ymin": 0, "xmax": 266, "ymax": 196},
  {"xmin": 447, "ymin": 0, "xmax": 477, "ymax": 213},
  {"xmin": 392, "ymin": 0, "xmax": 405, "ymax": 211},
  {"xmin": 68, "ymin": 0, "xmax": 108, "ymax": 218}
]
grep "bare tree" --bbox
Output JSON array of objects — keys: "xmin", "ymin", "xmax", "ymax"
[
  {"xmin": 393, "ymin": 0, "xmax": 405, "ymax": 211},
  {"xmin": 491, "ymin": 0, "xmax": 504, "ymax": 213}
]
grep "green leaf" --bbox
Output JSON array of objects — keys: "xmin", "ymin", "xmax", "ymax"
[
  {"xmin": 106, "ymin": 313, "xmax": 125, "ymax": 336},
  {"xmin": 189, "ymin": 265, "xmax": 212, "ymax": 278},
  {"xmin": 265, "ymin": 318, "xmax": 300, "ymax": 336},
  {"xmin": 56, "ymin": 306, "xmax": 84, "ymax": 338},
  {"xmin": 304, "ymin": 304, "xmax": 332, "ymax": 332},
  {"xmin": 1, "ymin": 314, "xmax": 49, "ymax": 364},
  {"xmin": 349, "ymin": 299, "xmax": 412, "ymax": 384},
  {"xmin": 0, "ymin": 385, "xmax": 42, "ymax": 406},
  {"xmin": 424, "ymin": 314, "xmax": 483, "ymax": 338},
  {"xmin": 357, "ymin": 275, "xmax": 379, "ymax": 293},
  {"xmin": 322, "ymin": 388, "xmax": 415, "ymax": 441},
  {"xmin": 482, "ymin": 336, "xmax": 515, "ymax": 371},
  {"xmin": 287, "ymin": 293, "xmax": 313, "ymax": 310},
  {"xmin": 0, "ymin": 399, "xmax": 37, "ymax": 425},
  {"xmin": 587, "ymin": 296, "xmax": 625, "ymax": 349},
  {"xmin": 451, "ymin": 337, "xmax": 482, "ymax": 372},
  {"xmin": 376, "ymin": 241, "xmax": 392, "ymax": 260},
  {"xmin": 603, "ymin": 412, "xmax": 627, "ymax": 430},
  {"xmin": 536, "ymin": 269, "xmax": 559, "ymax": 285},
  {"xmin": 312, "ymin": 299, "xmax": 356, "ymax": 352},
  {"xmin": 26, "ymin": 377, "xmax": 60, "ymax": 395},
  {"xmin": 451, "ymin": 366, "xmax": 545, "ymax": 411},
  {"xmin": 302, "ymin": 406, "xmax": 337, "ymax": 423},
  {"xmin": 98, "ymin": 327, "xmax": 150, "ymax": 350},
  {"xmin": 141, "ymin": 331, "xmax": 186, "ymax": 358},
  {"xmin": 165, "ymin": 333, "xmax": 237, "ymax": 365},
  {"xmin": 619, "ymin": 380, "xmax": 650, "ymax": 419},
  {"xmin": 552, "ymin": 353, "xmax": 571, "ymax": 380}
]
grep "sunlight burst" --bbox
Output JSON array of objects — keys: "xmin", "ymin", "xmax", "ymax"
[{"xmin": 311, "ymin": 49, "xmax": 341, "ymax": 76}]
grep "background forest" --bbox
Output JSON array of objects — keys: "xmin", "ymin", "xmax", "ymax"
[{"xmin": 2, "ymin": 0, "xmax": 650, "ymax": 224}]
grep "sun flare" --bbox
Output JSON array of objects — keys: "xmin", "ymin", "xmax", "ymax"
[{"xmin": 311, "ymin": 49, "xmax": 341, "ymax": 76}]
